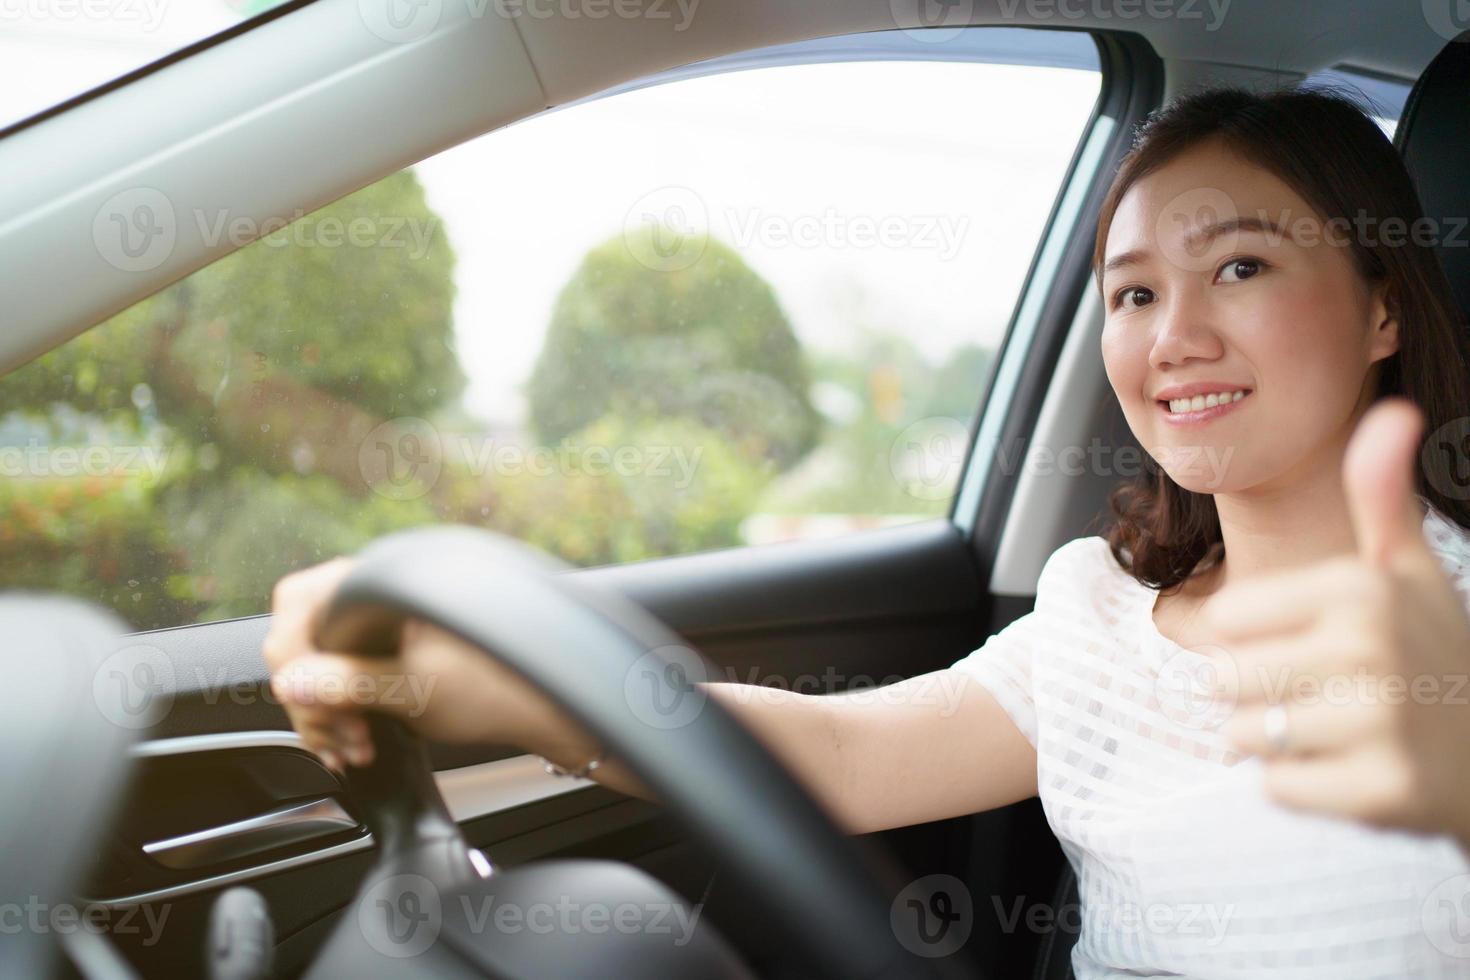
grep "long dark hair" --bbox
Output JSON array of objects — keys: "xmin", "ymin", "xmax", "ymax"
[{"xmin": 1092, "ymin": 86, "xmax": 1470, "ymax": 591}]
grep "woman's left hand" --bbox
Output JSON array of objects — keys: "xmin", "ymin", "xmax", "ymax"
[{"xmin": 1205, "ymin": 398, "xmax": 1470, "ymax": 849}]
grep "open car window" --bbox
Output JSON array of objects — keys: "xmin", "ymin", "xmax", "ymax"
[{"xmin": 0, "ymin": 27, "xmax": 1101, "ymax": 631}]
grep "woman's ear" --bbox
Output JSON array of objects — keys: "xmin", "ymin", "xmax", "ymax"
[{"xmin": 1366, "ymin": 282, "xmax": 1401, "ymax": 364}]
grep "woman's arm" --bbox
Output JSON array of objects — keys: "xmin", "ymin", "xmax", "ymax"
[
  {"xmin": 539, "ymin": 672, "xmax": 1039, "ymax": 835},
  {"xmin": 264, "ymin": 559, "xmax": 1039, "ymax": 837}
]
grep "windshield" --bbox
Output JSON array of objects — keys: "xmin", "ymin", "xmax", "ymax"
[{"xmin": 0, "ymin": 0, "xmax": 295, "ymax": 132}]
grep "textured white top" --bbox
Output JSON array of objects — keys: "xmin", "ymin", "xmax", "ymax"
[{"xmin": 952, "ymin": 502, "xmax": 1470, "ymax": 979}]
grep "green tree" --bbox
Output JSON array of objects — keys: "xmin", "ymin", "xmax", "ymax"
[
  {"xmin": 483, "ymin": 414, "xmax": 767, "ymax": 567},
  {"xmin": 526, "ymin": 228, "xmax": 821, "ymax": 474}
]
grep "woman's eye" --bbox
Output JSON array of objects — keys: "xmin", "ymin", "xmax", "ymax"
[
  {"xmin": 1217, "ymin": 258, "xmax": 1262, "ymax": 283},
  {"xmin": 1114, "ymin": 286, "xmax": 1155, "ymax": 310}
]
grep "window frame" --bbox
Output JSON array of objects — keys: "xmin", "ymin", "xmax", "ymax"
[{"xmin": 946, "ymin": 31, "xmax": 1163, "ymax": 568}]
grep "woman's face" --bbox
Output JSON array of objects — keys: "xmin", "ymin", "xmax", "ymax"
[{"xmin": 1099, "ymin": 138, "xmax": 1399, "ymax": 496}]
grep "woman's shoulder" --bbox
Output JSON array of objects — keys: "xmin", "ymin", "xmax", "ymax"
[
  {"xmin": 1038, "ymin": 534, "xmax": 1124, "ymax": 580},
  {"xmin": 1423, "ymin": 497, "xmax": 1470, "ymax": 556},
  {"xmin": 1421, "ymin": 497, "xmax": 1470, "ymax": 603},
  {"xmin": 1032, "ymin": 534, "xmax": 1134, "ymax": 614}
]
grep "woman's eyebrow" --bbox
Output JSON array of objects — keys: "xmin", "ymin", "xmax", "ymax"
[
  {"xmin": 1181, "ymin": 214, "xmax": 1288, "ymax": 253},
  {"xmin": 1101, "ymin": 215, "xmax": 1289, "ymax": 277},
  {"xmin": 1101, "ymin": 248, "xmax": 1148, "ymax": 276}
]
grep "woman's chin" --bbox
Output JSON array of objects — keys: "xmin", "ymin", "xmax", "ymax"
[
  {"xmin": 1141, "ymin": 441, "xmax": 1243, "ymax": 493},
  {"xmin": 1164, "ymin": 476, "xmax": 1229, "ymax": 495}
]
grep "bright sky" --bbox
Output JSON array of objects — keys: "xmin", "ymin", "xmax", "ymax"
[{"xmin": 1, "ymin": 10, "xmax": 1101, "ymax": 425}]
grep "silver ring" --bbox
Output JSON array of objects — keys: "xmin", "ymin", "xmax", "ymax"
[{"xmin": 1262, "ymin": 703, "xmax": 1290, "ymax": 754}]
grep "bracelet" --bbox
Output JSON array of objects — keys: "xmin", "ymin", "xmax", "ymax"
[{"xmin": 540, "ymin": 749, "xmax": 604, "ymax": 779}]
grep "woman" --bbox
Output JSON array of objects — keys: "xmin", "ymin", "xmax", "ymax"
[{"xmin": 265, "ymin": 87, "xmax": 1470, "ymax": 975}]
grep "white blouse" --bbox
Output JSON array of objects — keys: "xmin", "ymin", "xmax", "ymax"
[{"xmin": 952, "ymin": 503, "xmax": 1470, "ymax": 978}]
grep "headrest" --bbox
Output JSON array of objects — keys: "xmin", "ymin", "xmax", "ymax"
[{"xmin": 1395, "ymin": 33, "xmax": 1470, "ymax": 322}]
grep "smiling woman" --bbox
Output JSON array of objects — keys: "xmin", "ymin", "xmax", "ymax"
[
  {"xmin": 1093, "ymin": 87, "xmax": 1470, "ymax": 592},
  {"xmin": 940, "ymin": 85, "xmax": 1470, "ymax": 978}
]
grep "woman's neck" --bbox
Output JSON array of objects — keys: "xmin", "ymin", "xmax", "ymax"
[{"xmin": 1209, "ymin": 462, "xmax": 1425, "ymax": 588}]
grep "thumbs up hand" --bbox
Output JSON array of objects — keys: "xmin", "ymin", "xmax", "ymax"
[{"xmin": 1206, "ymin": 398, "xmax": 1470, "ymax": 848}]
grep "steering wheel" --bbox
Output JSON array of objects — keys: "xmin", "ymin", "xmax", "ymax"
[{"xmin": 301, "ymin": 526, "xmax": 975, "ymax": 979}]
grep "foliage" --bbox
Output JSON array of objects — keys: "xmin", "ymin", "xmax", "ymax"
[
  {"xmin": 0, "ymin": 179, "xmax": 975, "ymax": 632},
  {"xmin": 481, "ymin": 415, "xmax": 770, "ymax": 567},
  {"xmin": 0, "ymin": 192, "xmax": 816, "ymax": 630},
  {"xmin": 526, "ymin": 228, "xmax": 821, "ymax": 472}
]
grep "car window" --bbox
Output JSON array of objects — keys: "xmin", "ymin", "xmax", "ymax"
[{"xmin": 0, "ymin": 28, "xmax": 1101, "ymax": 631}]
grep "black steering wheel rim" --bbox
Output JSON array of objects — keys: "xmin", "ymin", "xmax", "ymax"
[{"xmin": 313, "ymin": 525, "xmax": 972, "ymax": 980}]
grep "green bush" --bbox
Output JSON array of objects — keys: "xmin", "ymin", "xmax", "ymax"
[
  {"xmin": 481, "ymin": 414, "xmax": 768, "ymax": 567},
  {"xmin": 527, "ymin": 227, "xmax": 820, "ymax": 472}
]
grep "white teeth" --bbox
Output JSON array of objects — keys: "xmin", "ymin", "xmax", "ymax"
[{"xmin": 1166, "ymin": 389, "xmax": 1249, "ymax": 414}]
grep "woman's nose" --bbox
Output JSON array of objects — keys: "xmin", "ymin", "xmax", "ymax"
[{"xmin": 1148, "ymin": 289, "xmax": 1225, "ymax": 370}]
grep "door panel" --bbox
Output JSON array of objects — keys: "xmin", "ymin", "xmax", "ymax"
[{"xmin": 138, "ymin": 518, "xmax": 985, "ymax": 748}]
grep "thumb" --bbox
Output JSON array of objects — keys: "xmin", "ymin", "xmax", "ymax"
[{"xmin": 1344, "ymin": 397, "xmax": 1427, "ymax": 568}]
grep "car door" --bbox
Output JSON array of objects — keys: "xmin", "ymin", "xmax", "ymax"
[{"xmin": 0, "ymin": 12, "xmax": 1158, "ymax": 979}]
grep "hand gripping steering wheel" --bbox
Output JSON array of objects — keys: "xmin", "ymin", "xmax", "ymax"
[{"xmin": 303, "ymin": 526, "xmax": 974, "ymax": 980}]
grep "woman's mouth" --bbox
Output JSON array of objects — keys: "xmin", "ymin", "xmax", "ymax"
[{"xmin": 1157, "ymin": 388, "xmax": 1252, "ymax": 425}]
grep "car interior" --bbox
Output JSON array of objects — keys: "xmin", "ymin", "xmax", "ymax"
[{"xmin": 2, "ymin": 1, "xmax": 1469, "ymax": 978}]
